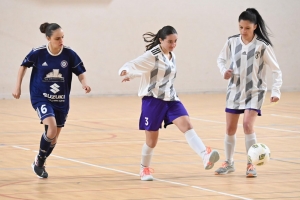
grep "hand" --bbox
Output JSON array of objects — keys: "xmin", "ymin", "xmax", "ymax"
[
  {"xmin": 270, "ymin": 96, "xmax": 279, "ymax": 103},
  {"xmin": 122, "ymin": 77, "xmax": 130, "ymax": 82},
  {"xmin": 120, "ymin": 70, "xmax": 127, "ymax": 76},
  {"xmin": 12, "ymin": 87, "xmax": 21, "ymax": 99},
  {"xmin": 82, "ymin": 85, "xmax": 91, "ymax": 93},
  {"xmin": 224, "ymin": 69, "xmax": 233, "ymax": 80}
]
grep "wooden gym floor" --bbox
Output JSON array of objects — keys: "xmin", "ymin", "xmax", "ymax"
[{"xmin": 0, "ymin": 92, "xmax": 299, "ymax": 200}]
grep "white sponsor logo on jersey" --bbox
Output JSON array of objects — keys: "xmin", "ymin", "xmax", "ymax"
[
  {"xmin": 43, "ymin": 69, "xmax": 64, "ymax": 82},
  {"xmin": 42, "ymin": 62, "xmax": 48, "ymax": 66},
  {"xmin": 50, "ymin": 83, "xmax": 60, "ymax": 94},
  {"xmin": 43, "ymin": 93, "xmax": 65, "ymax": 102},
  {"xmin": 43, "ymin": 93, "xmax": 65, "ymax": 99},
  {"xmin": 61, "ymin": 60, "xmax": 68, "ymax": 68}
]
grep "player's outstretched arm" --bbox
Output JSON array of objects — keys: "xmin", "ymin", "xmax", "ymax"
[
  {"xmin": 119, "ymin": 70, "xmax": 130, "ymax": 82},
  {"xmin": 119, "ymin": 69, "xmax": 141, "ymax": 82},
  {"xmin": 12, "ymin": 66, "xmax": 27, "ymax": 99},
  {"xmin": 270, "ymin": 96, "xmax": 279, "ymax": 103},
  {"xmin": 78, "ymin": 73, "xmax": 91, "ymax": 93}
]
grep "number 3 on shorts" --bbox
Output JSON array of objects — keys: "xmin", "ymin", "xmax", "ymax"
[
  {"xmin": 40, "ymin": 104, "xmax": 47, "ymax": 114},
  {"xmin": 145, "ymin": 117, "xmax": 149, "ymax": 126}
]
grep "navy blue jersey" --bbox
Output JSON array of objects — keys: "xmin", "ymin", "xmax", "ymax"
[{"xmin": 21, "ymin": 44, "xmax": 86, "ymax": 113}]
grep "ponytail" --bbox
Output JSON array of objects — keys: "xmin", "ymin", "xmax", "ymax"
[
  {"xmin": 142, "ymin": 26, "xmax": 177, "ymax": 51},
  {"xmin": 143, "ymin": 30, "xmax": 161, "ymax": 51},
  {"xmin": 239, "ymin": 8, "xmax": 272, "ymax": 46}
]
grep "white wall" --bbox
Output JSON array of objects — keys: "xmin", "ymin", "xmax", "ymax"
[{"xmin": 1, "ymin": 0, "xmax": 299, "ymax": 99}]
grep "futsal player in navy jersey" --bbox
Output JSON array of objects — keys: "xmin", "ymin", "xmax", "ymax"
[
  {"xmin": 12, "ymin": 22, "xmax": 91, "ymax": 178},
  {"xmin": 119, "ymin": 26, "xmax": 220, "ymax": 181}
]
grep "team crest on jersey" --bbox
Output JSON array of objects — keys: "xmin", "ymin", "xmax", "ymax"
[
  {"xmin": 61, "ymin": 60, "xmax": 68, "ymax": 68},
  {"xmin": 255, "ymin": 51, "xmax": 260, "ymax": 59}
]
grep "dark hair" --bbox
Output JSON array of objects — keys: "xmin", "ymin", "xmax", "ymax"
[
  {"xmin": 239, "ymin": 8, "xmax": 272, "ymax": 46},
  {"xmin": 143, "ymin": 26, "xmax": 177, "ymax": 50},
  {"xmin": 40, "ymin": 22, "xmax": 61, "ymax": 37}
]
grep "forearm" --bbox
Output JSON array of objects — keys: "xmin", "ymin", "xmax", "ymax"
[
  {"xmin": 264, "ymin": 46, "xmax": 282, "ymax": 98},
  {"xmin": 271, "ymin": 70, "xmax": 282, "ymax": 98},
  {"xmin": 270, "ymin": 66, "xmax": 282, "ymax": 98},
  {"xmin": 78, "ymin": 73, "xmax": 91, "ymax": 93},
  {"xmin": 217, "ymin": 58, "xmax": 227, "ymax": 77},
  {"xmin": 119, "ymin": 52, "xmax": 154, "ymax": 77},
  {"xmin": 119, "ymin": 64, "xmax": 142, "ymax": 80},
  {"xmin": 78, "ymin": 73, "xmax": 88, "ymax": 85},
  {"xmin": 15, "ymin": 66, "xmax": 27, "ymax": 88},
  {"xmin": 217, "ymin": 41, "xmax": 230, "ymax": 77}
]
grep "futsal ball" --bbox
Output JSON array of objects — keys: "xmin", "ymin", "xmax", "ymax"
[{"xmin": 247, "ymin": 143, "xmax": 271, "ymax": 166}]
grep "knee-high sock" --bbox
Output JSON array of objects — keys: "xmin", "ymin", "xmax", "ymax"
[
  {"xmin": 245, "ymin": 132, "xmax": 257, "ymax": 154},
  {"xmin": 141, "ymin": 143, "xmax": 154, "ymax": 168},
  {"xmin": 46, "ymin": 143, "xmax": 56, "ymax": 157},
  {"xmin": 185, "ymin": 129, "xmax": 206, "ymax": 159},
  {"xmin": 225, "ymin": 134, "xmax": 236, "ymax": 164},
  {"xmin": 39, "ymin": 132, "xmax": 53, "ymax": 159}
]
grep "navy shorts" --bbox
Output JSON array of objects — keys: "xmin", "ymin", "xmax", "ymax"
[
  {"xmin": 139, "ymin": 96, "xmax": 189, "ymax": 131},
  {"xmin": 225, "ymin": 108, "xmax": 262, "ymax": 116},
  {"xmin": 35, "ymin": 102, "xmax": 68, "ymax": 127}
]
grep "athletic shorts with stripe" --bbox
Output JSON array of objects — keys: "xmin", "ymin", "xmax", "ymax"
[
  {"xmin": 139, "ymin": 96, "xmax": 189, "ymax": 131},
  {"xmin": 35, "ymin": 102, "xmax": 68, "ymax": 127}
]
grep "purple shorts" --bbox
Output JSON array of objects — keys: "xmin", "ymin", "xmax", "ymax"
[
  {"xmin": 35, "ymin": 102, "xmax": 68, "ymax": 127},
  {"xmin": 139, "ymin": 96, "xmax": 189, "ymax": 131},
  {"xmin": 225, "ymin": 108, "xmax": 262, "ymax": 116}
]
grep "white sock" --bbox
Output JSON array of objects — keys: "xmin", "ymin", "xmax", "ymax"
[
  {"xmin": 184, "ymin": 129, "xmax": 206, "ymax": 159},
  {"xmin": 141, "ymin": 143, "xmax": 154, "ymax": 168},
  {"xmin": 225, "ymin": 134, "xmax": 236, "ymax": 164},
  {"xmin": 245, "ymin": 132, "xmax": 257, "ymax": 154}
]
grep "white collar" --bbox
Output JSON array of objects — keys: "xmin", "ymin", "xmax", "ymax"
[
  {"xmin": 46, "ymin": 42, "xmax": 63, "ymax": 56},
  {"xmin": 240, "ymin": 34, "xmax": 257, "ymax": 46}
]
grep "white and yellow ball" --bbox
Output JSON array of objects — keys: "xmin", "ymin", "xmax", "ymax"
[{"xmin": 247, "ymin": 143, "xmax": 271, "ymax": 166}]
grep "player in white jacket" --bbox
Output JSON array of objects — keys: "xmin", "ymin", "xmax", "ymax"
[
  {"xmin": 119, "ymin": 26, "xmax": 220, "ymax": 181},
  {"xmin": 215, "ymin": 8, "xmax": 282, "ymax": 177}
]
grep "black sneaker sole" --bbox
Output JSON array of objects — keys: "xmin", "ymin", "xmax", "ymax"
[{"xmin": 31, "ymin": 163, "xmax": 48, "ymax": 178}]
